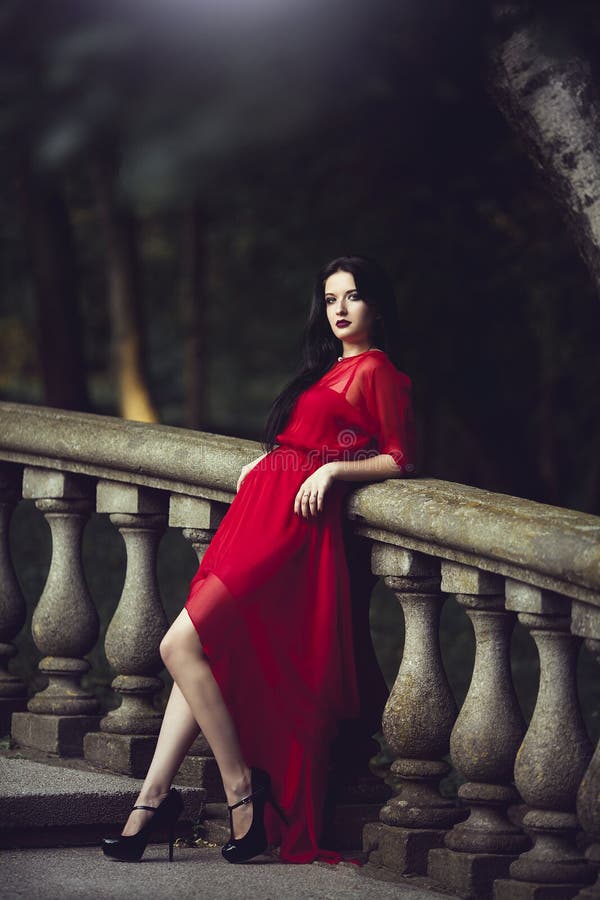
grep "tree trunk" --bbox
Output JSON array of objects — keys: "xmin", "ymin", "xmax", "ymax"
[
  {"xmin": 91, "ymin": 148, "xmax": 158, "ymax": 423},
  {"xmin": 487, "ymin": 1, "xmax": 600, "ymax": 298},
  {"xmin": 180, "ymin": 203, "xmax": 208, "ymax": 430},
  {"xmin": 16, "ymin": 159, "xmax": 90, "ymax": 411}
]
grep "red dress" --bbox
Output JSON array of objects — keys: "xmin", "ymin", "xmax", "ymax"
[{"xmin": 184, "ymin": 348, "xmax": 417, "ymax": 863}]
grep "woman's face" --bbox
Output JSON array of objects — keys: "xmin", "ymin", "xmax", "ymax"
[{"xmin": 324, "ymin": 269, "xmax": 377, "ymax": 350}]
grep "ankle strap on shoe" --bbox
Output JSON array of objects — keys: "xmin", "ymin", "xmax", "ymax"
[
  {"xmin": 132, "ymin": 804, "xmax": 159, "ymax": 812},
  {"xmin": 227, "ymin": 785, "xmax": 266, "ymax": 812}
]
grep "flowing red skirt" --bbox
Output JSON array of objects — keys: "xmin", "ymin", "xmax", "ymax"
[{"xmin": 184, "ymin": 446, "xmax": 361, "ymax": 863}]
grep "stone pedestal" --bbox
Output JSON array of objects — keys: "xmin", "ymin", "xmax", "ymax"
[
  {"xmin": 12, "ymin": 712, "xmax": 101, "ymax": 757},
  {"xmin": 428, "ymin": 846, "xmax": 516, "ymax": 899},
  {"xmin": 494, "ymin": 879, "xmax": 590, "ymax": 899},
  {"xmin": 83, "ymin": 731, "xmax": 158, "ymax": 778},
  {"xmin": 364, "ymin": 821, "xmax": 448, "ymax": 876}
]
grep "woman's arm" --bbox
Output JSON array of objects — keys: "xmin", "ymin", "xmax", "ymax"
[
  {"xmin": 236, "ymin": 446, "xmax": 279, "ymax": 492},
  {"xmin": 325, "ymin": 454, "xmax": 403, "ymax": 482},
  {"xmin": 293, "ymin": 454, "xmax": 403, "ymax": 518}
]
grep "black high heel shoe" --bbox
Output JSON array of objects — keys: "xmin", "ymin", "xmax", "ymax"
[
  {"xmin": 102, "ymin": 788, "xmax": 183, "ymax": 862},
  {"xmin": 221, "ymin": 766, "xmax": 288, "ymax": 864}
]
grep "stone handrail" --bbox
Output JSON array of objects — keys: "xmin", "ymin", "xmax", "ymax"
[
  {"xmin": 2, "ymin": 403, "xmax": 599, "ymax": 602},
  {"xmin": 0, "ymin": 401, "xmax": 598, "ymax": 899},
  {"xmin": 0, "ymin": 401, "xmax": 254, "ymax": 500}
]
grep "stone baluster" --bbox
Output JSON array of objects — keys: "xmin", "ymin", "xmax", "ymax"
[
  {"xmin": 11, "ymin": 468, "xmax": 100, "ymax": 756},
  {"xmin": 572, "ymin": 602, "xmax": 600, "ymax": 900},
  {"xmin": 167, "ymin": 493, "xmax": 227, "ymax": 810},
  {"xmin": 84, "ymin": 481, "xmax": 168, "ymax": 777},
  {"xmin": 0, "ymin": 463, "xmax": 27, "ymax": 735},
  {"xmin": 494, "ymin": 581, "xmax": 595, "ymax": 899},
  {"xmin": 427, "ymin": 562, "xmax": 528, "ymax": 899},
  {"xmin": 363, "ymin": 544, "xmax": 466, "ymax": 878}
]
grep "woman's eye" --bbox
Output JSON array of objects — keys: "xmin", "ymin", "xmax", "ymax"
[{"xmin": 325, "ymin": 293, "xmax": 361, "ymax": 303}]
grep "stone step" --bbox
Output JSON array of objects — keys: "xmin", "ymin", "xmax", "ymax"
[
  {"xmin": 177, "ymin": 753, "xmax": 225, "ymax": 801},
  {"xmin": 0, "ymin": 752, "xmax": 457, "ymax": 896},
  {"xmin": 0, "ymin": 747, "xmax": 386, "ymax": 857},
  {"xmin": 0, "ymin": 752, "xmax": 205, "ymax": 850}
]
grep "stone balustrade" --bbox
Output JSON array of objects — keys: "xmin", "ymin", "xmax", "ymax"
[{"xmin": 0, "ymin": 401, "xmax": 599, "ymax": 899}]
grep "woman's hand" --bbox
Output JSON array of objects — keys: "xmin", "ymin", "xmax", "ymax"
[
  {"xmin": 293, "ymin": 463, "xmax": 337, "ymax": 519},
  {"xmin": 236, "ymin": 453, "xmax": 267, "ymax": 492}
]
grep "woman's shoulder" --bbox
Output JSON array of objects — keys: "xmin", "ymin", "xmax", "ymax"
[{"xmin": 362, "ymin": 350, "xmax": 412, "ymax": 388}]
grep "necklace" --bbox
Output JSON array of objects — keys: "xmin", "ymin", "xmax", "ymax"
[{"xmin": 337, "ymin": 344, "xmax": 376, "ymax": 362}]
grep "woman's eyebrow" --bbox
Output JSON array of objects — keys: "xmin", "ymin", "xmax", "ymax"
[{"xmin": 324, "ymin": 289, "xmax": 358, "ymax": 297}]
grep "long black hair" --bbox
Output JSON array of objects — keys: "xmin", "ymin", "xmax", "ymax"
[{"xmin": 261, "ymin": 255, "xmax": 404, "ymax": 452}]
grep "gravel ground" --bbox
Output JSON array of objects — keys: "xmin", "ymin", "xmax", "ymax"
[{"xmin": 1, "ymin": 844, "xmax": 450, "ymax": 900}]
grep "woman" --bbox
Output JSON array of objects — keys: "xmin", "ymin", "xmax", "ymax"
[{"xmin": 101, "ymin": 254, "xmax": 418, "ymax": 865}]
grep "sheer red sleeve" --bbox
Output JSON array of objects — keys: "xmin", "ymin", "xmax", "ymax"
[{"xmin": 364, "ymin": 362, "xmax": 418, "ymax": 474}]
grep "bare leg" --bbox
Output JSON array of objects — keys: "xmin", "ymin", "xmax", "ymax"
[
  {"xmin": 159, "ymin": 609, "xmax": 254, "ymax": 841},
  {"xmin": 121, "ymin": 681, "xmax": 200, "ymax": 836}
]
